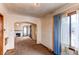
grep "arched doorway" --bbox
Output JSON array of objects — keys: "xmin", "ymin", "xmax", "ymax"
[
  {"xmin": 14, "ymin": 22, "xmax": 37, "ymax": 41},
  {"xmin": 14, "ymin": 22, "xmax": 37, "ymax": 54}
]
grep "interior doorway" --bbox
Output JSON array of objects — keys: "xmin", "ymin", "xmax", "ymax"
[
  {"xmin": 0, "ymin": 14, "xmax": 3, "ymax": 55},
  {"xmin": 14, "ymin": 22, "xmax": 37, "ymax": 42},
  {"xmin": 14, "ymin": 22, "xmax": 38, "ymax": 54}
]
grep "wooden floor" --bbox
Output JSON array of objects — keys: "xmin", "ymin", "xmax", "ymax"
[{"xmin": 5, "ymin": 37, "xmax": 53, "ymax": 55}]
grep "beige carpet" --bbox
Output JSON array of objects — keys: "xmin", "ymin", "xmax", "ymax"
[{"xmin": 5, "ymin": 37, "xmax": 52, "ymax": 55}]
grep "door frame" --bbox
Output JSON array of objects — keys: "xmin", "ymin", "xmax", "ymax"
[{"xmin": 0, "ymin": 14, "xmax": 4, "ymax": 55}]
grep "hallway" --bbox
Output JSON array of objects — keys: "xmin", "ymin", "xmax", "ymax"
[{"xmin": 5, "ymin": 37, "xmax": 52, "ymax": 55}]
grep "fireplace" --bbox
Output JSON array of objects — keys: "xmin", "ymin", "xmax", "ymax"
[{"xmin": 16, "ymin": 33, "xmax": 21, "ymax": 37}]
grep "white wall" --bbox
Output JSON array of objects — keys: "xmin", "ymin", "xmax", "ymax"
[
  {"xmin": 41, "ymin": 15, "xmax": 53, "ymax": 51},
  {"xmin": 31, "ymin": 24, "xmax": 37, "ymax": 40}
]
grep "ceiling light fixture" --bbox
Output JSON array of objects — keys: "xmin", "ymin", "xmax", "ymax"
[
  {"xmin": 16, "ymin": 23, "xmax": 19, "ymax": 26},
  {"xmin": 33, "ymin": 3, "xmax": 40, "ymax": 7}
]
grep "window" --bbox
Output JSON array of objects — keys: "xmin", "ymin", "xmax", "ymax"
[
  {"xmin": 70, "ymin": 13, "xmax": 78, "ymax": 48},
  {"xmin": 61, "ymin": 15, "xmax": 70, "ymax": 46},
  {"xmin": 23, "ymin": 25, "xmax": 31, "ymax": 36},
  {"xmin": 61, "ymin": 11, "xmax": 78, "ymax": 49},
  {"xmin": 23, "ymin": 26, "xmax": 28, "ymax": 36},
  {"xmin": 61, "ymin": 11, "xmax": 79, "ymax": 54},
  {"xmin": 68, "ymin": 12, "xmax": 78, "ymax": 49}
]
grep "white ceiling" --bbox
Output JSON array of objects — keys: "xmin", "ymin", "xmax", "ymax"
[{"xmin": 4, "ymin": 3, "xmax": 67, "ymax": 17}]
